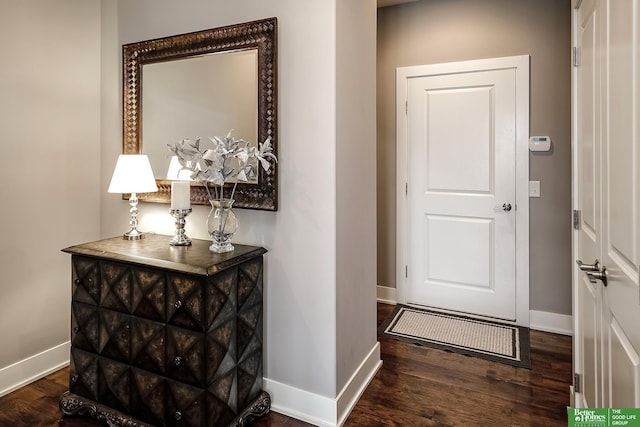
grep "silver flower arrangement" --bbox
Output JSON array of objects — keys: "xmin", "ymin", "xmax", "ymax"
[{"xmin": 167, "ymin": 131, "xmax": 277, "ymax": 202}]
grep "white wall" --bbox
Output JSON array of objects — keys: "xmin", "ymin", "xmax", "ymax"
[
  {"xmin": 102, "ymin": 2, "xmax": 379, "ymax": 420},
  {"xmin": 0, "ymin": 0, "xmax": 101, "ymax": 391}
]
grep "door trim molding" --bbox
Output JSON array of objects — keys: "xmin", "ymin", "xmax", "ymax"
[
  {"xmin": 570, "ymin": 3, "xmax": 582, "ymax": 407},
  {"xmin": 395, "ymin": 55, "xmax": 530, "ymax": 326}
]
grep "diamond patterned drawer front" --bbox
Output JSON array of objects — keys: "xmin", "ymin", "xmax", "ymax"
[
  {"xmin": 71, "ymin": 302, "xmax": 100, "ymax": 354},
  {"xmin": 132, "ymin": 267, "xmax": 167, "ymax": 322},
  {"xmin": 131, "ymin": 317, "xmax": 166, "ymax": 376},
  {"xmin": 166, "ymin": 274, "xmax": 206, "ymax": 331},
  {"xmin": 72, "ymin": 257, "xmax": 101, "ymax": 306},
  {"xmin": 60, "ymin": 235, "xmax": 270, "ymax": 427}
]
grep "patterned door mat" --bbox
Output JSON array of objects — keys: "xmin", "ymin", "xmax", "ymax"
[{"xmin": 379, "ymin": 304, "xmax": 531, "ymax": 368}]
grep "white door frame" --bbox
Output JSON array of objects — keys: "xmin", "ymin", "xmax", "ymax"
[{"xmin": 396, "ymin": 55, "xmax": 531, "ymax": 326}]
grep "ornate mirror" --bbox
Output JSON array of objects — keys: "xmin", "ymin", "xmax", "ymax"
[{"xmin": 122, "ymin": 17, "xmax": 278, "ymax": 210}]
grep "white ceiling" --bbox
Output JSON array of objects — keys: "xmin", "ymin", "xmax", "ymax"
[{"xmin": 377, "ymin": 0, "xmax": 419, "ymax": 8}]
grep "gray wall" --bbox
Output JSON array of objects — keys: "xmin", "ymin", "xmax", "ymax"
[
  {"xmin": 377, "ymin": 0, "xmax": 572, "ymax": 315},
  {"xmin": 336, "ymin": 0, "xmax": 378, "ymax": 391},
  {"xmin": 0, "ymin": 0, "xmax": 101, "ymax": 376}
]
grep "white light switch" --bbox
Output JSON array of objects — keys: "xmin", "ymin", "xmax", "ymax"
[{"xmin": 529, "ymin": 181, "xmax": 541, "ymax": 198}]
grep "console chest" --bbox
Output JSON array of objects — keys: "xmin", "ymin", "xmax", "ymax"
[{"xmin": 59, "ymin": 234, "xmax": 270, "ymax": 426}]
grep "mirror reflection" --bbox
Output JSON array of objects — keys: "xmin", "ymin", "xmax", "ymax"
[{"xmin": 142, "ymin": 50, "xmax": 258, "ymax": 181}]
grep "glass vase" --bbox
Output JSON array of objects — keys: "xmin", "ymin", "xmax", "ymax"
[{"xmin": 207, "ymin": 198, "xmax": 238, "ymax": 253}]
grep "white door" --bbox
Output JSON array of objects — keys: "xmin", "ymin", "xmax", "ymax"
[
  {"xmin": 397, "ymin": 56, "xmax": 530, "ymax": 323},
  {"xmin": 573, "ymin": 0, "xmax": 640, "ymax": 408}
]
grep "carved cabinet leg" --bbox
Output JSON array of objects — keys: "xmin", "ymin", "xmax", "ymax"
[
  {"xmin": 229, "ymin": 391, "xmax": 271, "ymax": 427},
  {"xmin": 59, "ymin": 392, "xmax": 154, "ymax": 427}
]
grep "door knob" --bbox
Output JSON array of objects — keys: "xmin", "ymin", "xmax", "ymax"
[
  {"xmin": 586, "ymin": 267, "xmax": 608, "ymax": 287},
  {"xmin": 576, "ymin": 259, "xmax": 600, "ymax": 272},
  {"xmin": 494, "ymin": 203, "xmax": 512, "ymax": 212},
  {"xmin": 577, "ymin": 259, "xmax": 608, "ymax": 286}
]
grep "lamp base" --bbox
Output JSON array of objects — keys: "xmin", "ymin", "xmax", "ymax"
[{"xmin": 121, "ymin": 192, "xmax": 146, "ymax": 240}]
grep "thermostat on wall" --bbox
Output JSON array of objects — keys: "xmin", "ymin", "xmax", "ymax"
[{"xmin": 529, "ymin": 136, "xmax": 551, "ymax": 152}]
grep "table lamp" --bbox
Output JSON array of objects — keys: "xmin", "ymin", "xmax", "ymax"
[{"xmin": 108, "ymin": 154, "xmax": 158, "ymax": 240}]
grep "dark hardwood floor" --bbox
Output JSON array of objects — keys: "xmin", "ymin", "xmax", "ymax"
[{"xmin": 0, "ymin": 303, "xmax": 572, "ymax": 426}]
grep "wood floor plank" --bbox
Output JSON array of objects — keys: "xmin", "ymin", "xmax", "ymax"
[
  {"xmin": 348, "ymin": 303, "xmax": 571, "ymax": 427},
  {"xmin": 0, "ymin": 303, "xmax": 572, "ymax": 426}
]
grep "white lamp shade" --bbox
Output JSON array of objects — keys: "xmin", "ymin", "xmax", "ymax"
[{"xmin": 108, "ymin": 154, "xmax": 159, "ymax": 194}]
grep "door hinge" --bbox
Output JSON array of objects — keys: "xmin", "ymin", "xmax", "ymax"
[
  {"xmin": 405, "ymin": 100, "xmax": 408, "ymax": 115},
  {"xmin": 405, "ymin": 265, "xmax": 408, "ymax": 278},
  {"xmin": 573, "ymin": 46, "xmax": 580, "ymax": 67},
  {"xmin": 574, "ymin": 373, "xmax": 582, "ymax": 393},
  {"xmin": 573, "ymin": 209, "xmax": 581, "ymax": 230},
  {"xmin": 405, "ymin": 182, "xmax": 408, "ymax": 196}
]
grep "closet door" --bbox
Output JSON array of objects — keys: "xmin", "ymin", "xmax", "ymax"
[{"xmin": 600, "ymin": 0, "xmax": 640, "ymax": 408}]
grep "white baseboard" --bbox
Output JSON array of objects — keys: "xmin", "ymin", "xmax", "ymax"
[
  {"xmin": 264, "ymin": 342, "xmax": 382, "ymax": 427},
  {"xmin": 529, "ymin": 310, "xmax": 573, "ymax": 336},
  {"xmin": 0, "ymin": 341, "xmax": 70, "ymax": 397},
  {"xmin": 376, "ymin": 285, "xmax": 397, "ymax": 304},
  {"xmin": 264, "ymin": 378, "xmax": 336, "ymax": 427},
  {"xmin": 336, "ymin": 342, "xmax": 381, "ymax": 426}
]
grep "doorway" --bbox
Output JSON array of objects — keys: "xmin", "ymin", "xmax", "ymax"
[{"xmin": 396, "ymin": 56, "xmax": 530, "ymax": 325}]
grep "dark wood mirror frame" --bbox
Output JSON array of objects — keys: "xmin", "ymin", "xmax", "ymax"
[{"xmin": 122, "ymin": 17, "xmax": 278, "ymax": 211}]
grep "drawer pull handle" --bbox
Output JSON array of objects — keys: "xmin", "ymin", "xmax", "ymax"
[
  {"xmin": 71, "ymin": 375, "xmax": 79, "ymax": 383},
  {"xmin": 175, "ymin": 356, "xmax": 183, "ymax": 366},
  {"xmin": 74, "ymin": 279, "xmax": 81, "ymax": 285},
  {"xmin": 174, "ymin": 411, "xmax": 183, "ymax": 420},
  {"xmin": 174, "ymin": 300, "xmax": 183, "ymax": 309}
]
